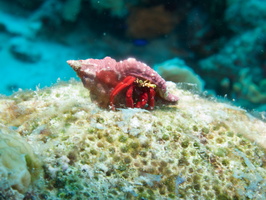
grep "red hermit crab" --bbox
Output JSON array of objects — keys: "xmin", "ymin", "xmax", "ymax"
[{"xmin": 67, "ymin": 57, "xmax": 178, "ymax": 110}]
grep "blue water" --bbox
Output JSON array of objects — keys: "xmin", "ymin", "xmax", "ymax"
[{"xmin": 0, "ymin": 0, "xmax": 265, "ymax": 111}]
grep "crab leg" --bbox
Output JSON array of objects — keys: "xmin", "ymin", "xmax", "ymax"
[
  {"xmin": 110, "ymin": 76, "xmax": 136, "ymax": 110},
  {"xmin": 125, "ymin": 84, "xmax": 134, "ymax": 108},
  {"xmin": 147, "ymin": 87, "xmax": 156, "ymax": 110},
  {"xmin": 135, "ymin": 92, "xmax": 148, "ymax": 108},
  {"xmin": 135, "ymin": 87, "xmax": 155, "ymax": 109}
]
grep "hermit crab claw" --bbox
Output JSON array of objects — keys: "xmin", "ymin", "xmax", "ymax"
[{"xmin": 67, "ymin": 56, "xmax": 179, "ymax": 110}]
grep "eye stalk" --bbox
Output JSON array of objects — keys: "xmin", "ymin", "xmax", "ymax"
[{"xmin": 135, "ymin": 79, "xmax": 157, "ymax": 88}]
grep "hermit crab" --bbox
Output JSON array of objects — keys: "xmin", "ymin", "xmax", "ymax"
[{"xmin": 67, "ymin": 56, "xmax": 178, "ymax": 110}]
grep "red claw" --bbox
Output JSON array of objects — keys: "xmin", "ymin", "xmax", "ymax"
[
  {"xmin": 148, "ymin": 87, "xmax": 156, "ymax": 110},
  {"xmin": 109, "ymin": 75, "xmax": 158, "ymax": 110},
  {"xmin": 126, "ymin": 84, "xmax": 134, "ymax": 108},
  {"xmin": 110, "ymin": 76, "xmax": 136, "ymax": 110},
  {"xmin": 67, "ymin": 57, "xmax": 179, "ymax": 110}
]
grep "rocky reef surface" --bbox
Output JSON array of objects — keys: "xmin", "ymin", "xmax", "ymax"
[{"xmin": 0, "ymin": 81, "xmax": 265, "ymax": 199}]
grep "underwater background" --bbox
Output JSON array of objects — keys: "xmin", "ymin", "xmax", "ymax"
[
  {"xmin": 0, "ymin": 0, "xmax": 265, "ymax": 111},
  {"xmin": 0, "ymin": 1, "xmax": 266, "ymax": 199}
]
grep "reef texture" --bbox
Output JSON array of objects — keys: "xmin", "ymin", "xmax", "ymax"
[
  {"xmin": 126, "ymin": 5, "xmax": 178, "ymax": 39},
  {"xmin": 0, "ymin": 127, "xmax": 42, "ymax": 198},
  {"xmin": 225, "ymin": 0, "xmax": 266, "ymax": 33},
  {"xmin": 0, "ymin": 81, "xmax": 265, "ymax": 199},
  {"xmin": 153, "ymin": 58, "xmax": 205, "ymax": 92},
  {"xmin": 199, "ymin": 24, "xmax": 266, "ymax": 109}
]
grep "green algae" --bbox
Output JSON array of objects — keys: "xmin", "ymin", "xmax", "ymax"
[{"xmin": 0, "ymin": 81, "xmax": 265, "ymax": 199}]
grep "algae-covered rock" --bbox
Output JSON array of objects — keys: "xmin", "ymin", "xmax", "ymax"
[
  {"xmin": 0, "ymin": 126, "xmax": 42, "ymax": 198},
  {"xmin": 0, "ymin": 80, "xmax": 265, "ymax": 199}
]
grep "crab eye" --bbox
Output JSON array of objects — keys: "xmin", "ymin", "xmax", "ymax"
[{"xmin": 135, "ymin": 78, "xmax": 156, "ymax": 88}]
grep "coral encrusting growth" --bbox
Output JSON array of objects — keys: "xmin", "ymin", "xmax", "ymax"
[
  {"xmin": 0, "ymin": 81, "xmax": 265, "ymax": 199},
  {"xmin": 0, "ymin": 127, "xmax": 42, "ymax": 198}
]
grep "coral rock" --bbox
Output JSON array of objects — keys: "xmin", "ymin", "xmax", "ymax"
[
  {"xmin": 126, "ymin": 5, "xmax": 178, "ymax": 39},
  {"xmin": 0, "ymin": 82, "xmax": 265, "ymax": 199}
]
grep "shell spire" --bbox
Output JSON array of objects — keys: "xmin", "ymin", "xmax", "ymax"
[
  {"xmin": 67, "ymin": 56, "xmax": 179, "ymax": 109},
  {"xmin": 67, "ymin": 60, "xmax": 82, "ymax": 72}
]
